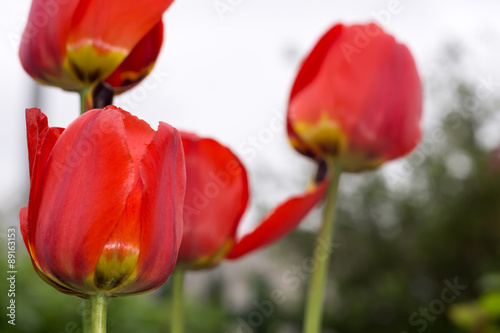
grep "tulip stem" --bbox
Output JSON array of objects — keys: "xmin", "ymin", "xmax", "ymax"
[
  {"xmin": 79, "ymin": 88, "xmax": 89, "ymax": 115},
  {"xmin": 303, "ymin": 159, "xmax": 342, "ymax": 333},
  {"xmin": 90, "ymin": 294, "xmax": 108, "ymax": 333},
  {"xmin": 172, "ymin": 268, "xmax": 185, "ymax": 333}
]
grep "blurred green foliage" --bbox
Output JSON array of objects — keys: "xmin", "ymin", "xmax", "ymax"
[
  {"xmin": 448, "ymin": 274, "xmax": 500, "ymax": 332},
  {"xmin": 1, "ymin": 46, "xmax": 500, "ymax": 333},
  {"xmin": 0, "ymin": 257, "xmax": 229, "ymax": 333}
]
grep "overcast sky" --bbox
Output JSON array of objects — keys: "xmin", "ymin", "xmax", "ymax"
[{"xmin": 1, "ymin": 0, "xmax": 500, "ymax": 230}]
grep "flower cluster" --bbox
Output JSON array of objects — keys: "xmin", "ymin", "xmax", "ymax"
[{"xmin": 18, "ymin": 1, "xmax": 423, "ymax": 332}]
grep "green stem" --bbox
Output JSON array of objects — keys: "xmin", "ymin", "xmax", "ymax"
[
  {"xmin": 171, "ymin": 268, "xmax": 185, "ymax": 333},
  {"xmin": 79, "ymin": 88, "xmax": 90, "ymax": 115},
  {"xmin": 82, "ymin": 298, "xmax": 92, "ymax": 333},
  {"xmin": 90, "ymin": 294, "xmax": 108, "ymax": 333},
  {"xmin": 303, "ymin": 159, "xmax": 342, "ymax": 333}
]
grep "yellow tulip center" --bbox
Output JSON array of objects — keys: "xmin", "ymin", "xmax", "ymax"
[
  {"xmin": 64, "ymin": 43, "xmax": 127, "ymax": 86},
  {"xmin": 91, "ymin": 243, "xmax": 139, "ymax": 292},
  {"xmin": 184, "ymin": 239, "xmax": 235, "ymax": 270},
  {"xmin": 291, "ymin": 112, "xmax": 347, "ymax": 159},
  {"xmin": 291, "ymin": 112, "xmax": 384, "ymax": 171}
]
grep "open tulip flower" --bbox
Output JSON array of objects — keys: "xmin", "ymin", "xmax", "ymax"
[
  {"xmin": 19, "ymin": 0, "xmax": 172, "ymax": 107},
  {"xmin": 177, "ymin": 132, "xmax": 328, "ymax": 270},
  {"xmin": 287, "ymin": 23, "xmax": 422, "ymax": 172},
  {"xmin": 19, "ymin": 106, "xmax": 185, "ymax": 298}
]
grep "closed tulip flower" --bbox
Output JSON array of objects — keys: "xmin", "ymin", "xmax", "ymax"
[
  {"xmin": 19, "ymin": 0, "xmax": 172, "ymax": 98},
  {"xmin": 287, "ymin": 23, "xmax": 422, "ymax": 172},
  {"xmin": 19, "ymin": 106, "xmax": 185, "ymax": 297},
  {"xmin": 177, "ymin": 132, "xmax": 327, "ymax": 269},
  {"xmin": 170, "ymin": 132, "xmax": 327, "ymax": 333},
  {"xmin": 288, "ymin": 23, "xmax": 423, "ymax": 333}
]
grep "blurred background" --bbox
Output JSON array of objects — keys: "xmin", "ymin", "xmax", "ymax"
[{"xmin": 1, "ymin": 0, "xmax": 500, "ymax": 332}]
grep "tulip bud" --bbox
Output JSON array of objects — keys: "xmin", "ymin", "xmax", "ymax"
[
  {"xmin": 20, "ymin": 106, "xmax": 185, "ymax": 297},
  {"xmin": 287, "ymin": 23, "xmax": 422, "ymax": 172},
  {"xmin": 19, "ymin": 0, "xmax": 173, "ymax": 95},
  {"xmin": 178, "ymin": 133, "xmax": 248, "ymax": 269},
  {"xmin": 177, "ymin": 133, "xmax": 328, "ymax": 269}
]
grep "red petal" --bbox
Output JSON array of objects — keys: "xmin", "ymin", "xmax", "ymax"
[
  {"xmin": 68, "ymin": 0, "xmax": 172, "ymax": 55},
  {"xmin": 25, "ymin": 109, "xmax": 64, "ymax": 265},
  {"xmin": 178, "ymin": 133, "xmax": 249, "ymax": 265},
  {"xmin": 328, "ymin": 27, "xmax": 420, "ymax": 158},
  {"xmin": 26, "ymin": 108, "xmax": 48, "ymax": 178},
  {"xmin": 289, "ymin": 24, "xmax": 397, "ymax": 136},
  {"xmin": 92, "ymin": 176, "xmax": 143, "ymax": 292},
  {"xmin": 289, "ymin": 24, "xmax": 343, "ymax": 102},
  {"xmin": 28, "ymin": 126, "xmax": 65, "ymax": 196},
  {"xmin": 29, "ymin": 109, "xmax": 136, "ymax": 288},
  {"xmin": 122, "ymin": 122, "xmax": 185, "ymax": 294},
  {"xmin": 104, "ymin": 21, "xmax": 164, "ymax": 94},
  {"xmin": 227, "ymin": 179, "xmax": 329, "ymax": 259},
  {"xmin": 22, "ymin": 205, "xmax": 78, "ymax": 296},
  {"xmin": 25, "ymin": 108, "xmax": 64, "ymax": 179},
  {"xmin": 115, "ymin": 106, "xmax": 156, "ymax": 167},
  {"xmin": 19, "ymin": 0, "xmax": 80, "ymax": 85},
  {"xmin": 19, "ymin": 206, "xmax": 29, "ymax": 252},
  {"xmin": 370, "ymin": 45, "xmax": 422, "ymax": 159}
]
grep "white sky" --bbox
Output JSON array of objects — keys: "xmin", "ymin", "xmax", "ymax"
[{"xmin": 1, "ymin": 0, "xmax": 500, "ymax": 229}]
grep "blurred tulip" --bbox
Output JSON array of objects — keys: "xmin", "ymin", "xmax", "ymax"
[
  {"xmin": 19, "ymin": 106, "xmax": 185, "ymax": 297},
  {"xmin": 19, "ymin": 0, "xmax": 172, "ymax": 95},
  {"xmin": 177, "ymin": 132, "xmax": 327, "ymax": 269},
  {"xmin": 287, "ymin": 23, "xmax": 422, "ymax": 172}
]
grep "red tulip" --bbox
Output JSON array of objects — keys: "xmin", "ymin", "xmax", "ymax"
[
  {"xmin": 177, "ymin": 133, "xmax": 327, "ymax": 269},
  {"xmin": 19, "ymin": 0, "xmax": 173, "ymax": 93},
  {"xmin": 19, "ymin": 106, "xmax": 185, "ymax": 297},
  {"xmin": 287, "ymin": 23, "xmax": 422, "ymax": 172}
]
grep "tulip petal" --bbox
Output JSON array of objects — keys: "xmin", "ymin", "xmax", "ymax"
[
  {"xmin": 29, "ymin": 126, "xmax": 65, "ymax": 193},
  {"xmin": 370, "ymin": 45, "xmax": 422, "ymax": 159},
  {"xmin": 68, "ymin": 0, "xmax": 172, "ymax": 52},
  {"xmin": 289, "ymin": 24, "xmax": 343, "ymax": 103},
  {"xmin": 118, "ymin": 122, "xmax": 184, "ymax": 295},
  {"xmin": 91, "ymin": 178, "xmax": 142, "ymax": 292},
  {"xmin": 178, "ymin": 133, "xmax": 249, "ymax": 268},
  {"xmin": 25, "ymin": 109, "xmax": 64, "ymax": 265},
  {"xmin": 118, "ymin": 107, "xmax": 156, "ymax": 167},
  {"xmin": 19, "ymin": 0, "xmax": 81, "ymax": 87},
  {"xmin": 26, "ymin": 108, "xmax": 48, "ymax": 178},
  {"xmin": 19, "ymin": 206, "xmax": 29, "ymax": 251},
  {"xmin": 227, "ymin": 179, "xmax": 328, "ymax": 259},
  {"xmin": 29, "ymin": 109, "xmax": 136, "ymax": 289},
  {"xmin": 290, "ymin": 24, "xmax": 397, "ymax": 136},
  {"xmin": 21, "ymin": 205, "xmax": 81, "ymax": 296},
  {"xmin": 104, "ymin": 21, "xmax": 164, "ymax": 94},
  {"xmin": 25, "ymin": 108, "xmax": 64, "ymax": 180}
]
